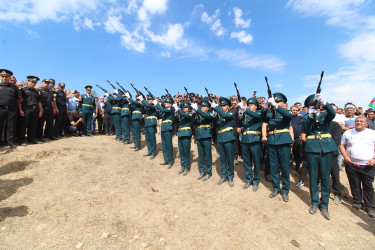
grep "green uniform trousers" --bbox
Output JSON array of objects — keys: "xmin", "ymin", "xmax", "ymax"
[
  {"xmin": 132, "ymin": 119, "xmax": 141, "ymax": 149},
  {"xmin": 112, "ymin": 113, "xmax": 121, "ymax": 139},
  {"xmin": 306, "ymin": 151, "xmax": 333, "ymax": 210},
  {"xmin": 178, "ymin": 136, "xmax": 192, "ymax": 170},
  {"xmin": 242, "ymin": 142, "xmax": 261, "ymax": 185},
  {"xmin": 121, "ymin": 116, "xmax": 130, "ymax": 142},
  {"xmin": 218, "ymin": 140, "xmax": 235, "ymax": 180},
  {"xmin": 82, "ymin": 111, "xmax": 93, "ymax": 136},
  {"xmin": 161, "ymin": 130, "xmax": 173, "ymax": 164},
  {"xmin": 145, "ymin": 126, "xmax": 156, "ymax": 156},
  {"xmin": 268, "ymin": 144, "xmax": 291, "ymax": 194},
  {"xmin": 197, "ymin": 138, "xmax": 212, "ymax": 175}
]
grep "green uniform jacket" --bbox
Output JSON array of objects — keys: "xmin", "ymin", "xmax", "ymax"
[
  {"xmin": 241, "ymin": 109, "xmax": 262, "ymax": 143},
  {"xmin": 116, "ymin": 94, "xmax": 131, "ymax": 116},
  {"xmin": 303, "ymin": 103, "xmax": 337, "ymax": 153},
  {"xmin": 261, "ymin": 106, "xmax": 293, "ymax": 145},
  {"xmin": 108, "ymin": 95, "xmax": 121, "ymax": 114},
  {"xmin": 155, "ymin": 103, "xmax": 174, "ymax": 132},
  {"xmin": 128, "ymin": 97, "xmax": 144, "ymax": 120},
  {"xmin": 142, "ymin": 100, "xmax": 158, "ymax": 127},
  {"xmin": 177, "ymin": 109, "xmax": 194, "ymax": 137},
  {"xmin": 80, "ymin": 94, "xmax": 95, "ymax": 113},
  {"xmin": 214, "ymin": 106, "xmax": 236, "ymax": 143},
  {"xmin": 196, "ymin": 109, "xmax": 214, "ymax": 140}
]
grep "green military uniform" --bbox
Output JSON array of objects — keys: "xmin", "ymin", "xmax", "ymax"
[
  {"xmin": 80, "ymin": 85, "xmax": 96, "ymax": 136},
  {"xmin": 261, "ymin": 93, "xmax": 293, "ymax": 197},
  {"xmin": 117, "ymin": 92, "xmax": 131, "ymax": 143},
  {"xmin": 176, "ymin": 101, "xmax": 194, "ymax": 174},
  {"xmin": 303, "ymin": 94, "xmax": 337, "ymax": 217},
  {"xmin": 155, "ymin": 97, "xmax": 175, "ymax": 167},
  {"xmin": 141, "ymin": 94, "xmax": 158, "ymax": 157},
  {"xmin": 241, "ymin": 98, "xmax": 262, "ymax": 189},
  {"xmin": 128, "ymin": 94, "xmax": 144, "ymax": 150},
  {"xmin": 195, "ymin": 99, "xmax": 214, "ymax": 179},
  {"xmin": 107, "ymin": 94, "xmax": 122, "ymax": 140},
  {"xmin": 214, "ymin": 97, "xmax": 236, "ymax": 182}
]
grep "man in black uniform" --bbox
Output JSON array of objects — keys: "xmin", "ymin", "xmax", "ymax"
[
  {"xmin": 20, "ymin": 76, "xmax": 43, "ymax": 145},
  {"xmin": 55, "ymin": 82, "xmax": 67, "ymax": 138},
  {"xmin": 37, "ymin": 79, "xmax": 58, "ymax": 141},
  {"xmin": 0, "ymin": 69, "xmax": 23, "ymax": 149}
]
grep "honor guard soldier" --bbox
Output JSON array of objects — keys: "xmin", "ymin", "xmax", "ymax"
[
  {"xmin": 140, "ymin": 94, "xmax": 158, "ymax": 159},
  {"xmin": 116, "ymin": 90, "xmax": 131, "ymax": 144},
  {"xmin": 173, "ymin": 101, "xmax": 194, "ymax": 175},
  {"xmin": 302, "ymin": 94, "xmax": 337, "ymax": 220},
  {"xmin": 55, "ymin": 82, "xmax": 67, "ymax": 138},
  {"xmin": 106, "ymin": 91, "xmax": 122, "ymax": 140},
  {"xmin": 239, "ymin": 97, "xmax": 262, "ymax": 191},
  {"xmin": 191, "ymin": 99, "xmax": 214, "ymax": 181},
  {"xmin": 261, "ymin": 92, "xmax": 293, "ymax": 202},
  {"xmin": 80, "ymin": 85, "xmax": 96, "ymax": 136},
  {"xmin": 126, "ymin": 91, "xmax": 144, "ymax": 151},
  {"xmin": 0, "ymin": 69, "xmax": 23, "ymax": 149},
  {"xmin": 154, "ymin": 96, "xmax": 175, "ymax": 169},
  {"xmin": 37, "ymin": 79, "xmax": 58, "ymax": 141},
  {"xmin": 212, "ymin": 97, "xmax": 236, "ymax": 187},
  {"xmin": 20, "ymin": 76, "xmax": 43, "ymax": 145}
]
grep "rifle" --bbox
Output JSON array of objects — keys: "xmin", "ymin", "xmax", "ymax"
[
  {"xmin": 106, "ymin": 80, "xmax": 117, "ymax": 91},
  {"xmin": 116, "ymin": 81, "xmax": 129, "ymax": 94},
  {"xmin": 264, "ymin": 76, "xmax": 276, "ymax": 117},
  {"xmin": 130, "ymin": 83, "xmax": 146, "ymax": 100},
  {"xmin": 95, "ymin": 84, "xmax": 115, "ymax": 98},
  {"xmin": 252, "ymin": 91, "xmax": 257, "ymax": 98},
  {"xmin": 313, "ymin": 71, "xmax": 324, "ymax": 108},
  {"xmin": 205, "ymin": 87, "xmax": 212, "ymax": 102},
  {"xmin": 234, "ymin": 82, "xmax": 241, "ymax": 100},
  {"xmin": 144, "ymin": 87, "xmax": 157, "ymax": 100},
  {"xmin": 184, "ymin": 86, "xmax": 194, "ymax": 102},
  {"xmin": 165, "ymin": 88, "xmax": 171, "ymax": 97}
]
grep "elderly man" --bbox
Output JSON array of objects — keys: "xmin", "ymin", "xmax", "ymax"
[{"xmin": 339, "ymin": 116, "xmax": 375, "ymax": 218}]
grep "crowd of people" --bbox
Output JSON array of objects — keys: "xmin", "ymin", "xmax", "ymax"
[{"xmin": 1, "ymin": 68, "xmax": 375, "ymax": 221}]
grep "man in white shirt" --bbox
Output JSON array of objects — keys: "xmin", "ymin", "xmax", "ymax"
[{"xmin": 339, "ymin": 116, "xmax": 375, "ymax": 218}]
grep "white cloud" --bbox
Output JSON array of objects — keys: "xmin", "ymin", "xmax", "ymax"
[
  {"xmin": 147, "ymin": 23, "xmax": 188, "ymax": 50},
  {"xmin": 216, "ymin": 49, "xmax": 285, "ymax": 71},
  {"xmin": 211, "ymin": 19, "xmax": 225, "ymax": 36},
  {"xmin": 25, "ymin": 28, "xmax": 40, "ymax": 39},
  {"xmin": 201, "ymin": 9, "xmax": 225, "ymax": 36},
  {"xmin": 230, "ymin": 31, "xmax": 253, "ymax": 44},
  {"xmin": 143, "ymin": 0, "xmax": 167, "ymax": 14},
  {"xmin": 233, "ymin": 7, "xmax": 251, "ymax": 28},
  {"xmin": 104, "ymin": 15, "xmax": 127, "ymax": 34},
  {"xmin": 161, "ymin": 51, "xmax": 171, "ymax": 57},
  {"xmin": 121, "ymin": 32, "xmax": 145, "ymax": 52},
  {"xmin": 338, "ymin": 33, "xmax": 375, "ymax": 63}
]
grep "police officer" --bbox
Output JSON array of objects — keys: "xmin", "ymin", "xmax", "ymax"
[
  {"xmin": 140, "ymin": 94, "xmax": 158, "ymax": 159},
  {"xmin": 0, "ymin": 69, "xmax": 22, "ymax": 149},
  {"xmin": 212, "ymin": 97, "xmax": 236, "ymax": 187},
  {"xmin": 261, "ymin": 92, "xmax": 293, "ymax": 202},
  {"xmin": 55, "ymin": 82, "xmax": 67, "ymax": 138},
  {"xmin": 302, "ymin": 94, "xmax": 337, "ymax": 220},
  {"xmin": 239, "ymin": 97, "xmax": 262, "ymax": 191},
  {"xmin": 80, "ymin": 85, "xmax": 96, "ymax": 136},
  {"xmin": 20, "ymin": 76, "xmax": 43, "ymax": 145},
  {"xmin": 191, "ymin": 99, "xmax": 214, "ymax": 181},
  {"xmin": 154, "ymin": 96, "xmax": 175, "ymax": 169},
  {"xmin": 37, "ymin": 79, "xmax": 57, "ymax": 141},
  {"xmin": 126, "ymin": 91, "xmax": 144, "ymax": 151},
  {"xmin": 174, "ymin": 101, "xmax": 194, "ymax": 175}
]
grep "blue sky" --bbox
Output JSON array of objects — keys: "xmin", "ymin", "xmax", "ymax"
[{"xmin": 1, "ymin": 0, "xmax": 374, "ymax": 108}]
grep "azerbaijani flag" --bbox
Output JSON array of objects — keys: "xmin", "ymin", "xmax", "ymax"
[{"xmin": 369, "ymin": 96, "xmax": 375, "ymax": 109}]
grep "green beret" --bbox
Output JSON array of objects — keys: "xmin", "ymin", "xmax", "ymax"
[
  {"xmin": 247, "ymin": 97, "xmax": 259, "ymax": 107},
  {"xmin": 273, "ymin": 92, "xmax": 287, "ymax": 103},
  {"xmin": 0, "ymin": 69, "xmax": 13, "ymax": 76},
  {"xmin": 200, "ymin": 99, "xmax": 211, "ymax": 108},
  {"xmin": 219, "ymin": 97, "xmax": 231, "ymax": 106},
  {"xmin": 304, "ymin": 94, "xmax": 315, "ymax": 107}
]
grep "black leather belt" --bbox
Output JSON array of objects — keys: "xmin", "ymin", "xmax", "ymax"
[{"xmin": 0, "ymin": 105, "xmax": 15, "ymax": 109}]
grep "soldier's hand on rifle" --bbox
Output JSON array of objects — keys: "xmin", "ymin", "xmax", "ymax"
[
  {"xmin": 190, "ymin": 103, "xmax": 198, "ymax": 110},
  {"xmin": 172, "ymin": 103, "xmax": 179, "ymax": 110},
  {"xmin": 138, "ymin": 95, "xmax": 144, "ymax": 101},
  {"xmin": 308, "ymin": 106, "xmax": 317, "ymax": 118},
  {"xmin": 315, "ymin": 94, "xmax": 326, "ymax": 106},
  {"xmin": 238, "ymin": 102, "xmax": 244, "ymax": 109},
  {"xmin": 114, "ymin": 89, "xmax": 118, "ymax": 94},
  {"xmin": 152, "ymin": 99, "xmax": 158, "ymax": 105},
  {"xmin": 263, "ymin": 100, "xmax": 269, "ymax": 109},
  {"xmin": 125, "ymin": 92, "xmax": 130, "ymax": 98},
  {"xmin": 104, "ymin": 93, "xmax": 109, "ymax": 97},
  {"xmin": 268, "ymin": 97, "xmax": 277, "ymax": 107}
]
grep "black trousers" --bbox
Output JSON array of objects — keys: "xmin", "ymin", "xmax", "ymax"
[
  {"xmin": 345, "ymin": 163, "xmax": 375, "ymax": 210},
  {"xmin": 292, "ymin": 137, "xmax": 303, "ymax": 169},
  {"xmin": 97, "ymin": 114, "xmax": 104, "ymax": 134},
  {"xmin": 330, "ymin": 154, "xmax": 342, "ymax": 196},
  {"xmin": 103, "ymin": 114, "xmax": 113, "ymax": 134},
  {"xmin": 37, "ymin": 106, "xmax": 54, "ymax": 139},
  {"xmin": 55, "ymin": 106, "xmax": 67, "ymax": 136},
  {"xmin": 22, "ymin": 108, "xmax": 39, "ymax": 142},
  {"xmin": 0, "ymin": 106, "xmax": 17, "ymax": 144}
]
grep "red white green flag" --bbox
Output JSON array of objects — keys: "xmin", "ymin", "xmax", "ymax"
[{"xmin": 369, "ymin": 96, "xmax": 375, "ymax": 109}]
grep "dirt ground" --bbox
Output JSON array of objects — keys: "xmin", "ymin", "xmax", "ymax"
[{"xmin": 0, "ymin": 134, "xmax": 374, "ymax": 249}]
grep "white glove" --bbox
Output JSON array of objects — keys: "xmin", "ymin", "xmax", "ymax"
[
  {"xmin": 125, "ymin": 92, "xmax": 130, "ymax": 98},
  {"xmin": 211, "ymin": 102, "xmax": 218, "ymax": 108},
  {"xmin": 309, "ymin": 106, "xmax": 317, "ymax": 118},
  {"xmin": 138, "ymin": 95, "xmax": 144, "ymax": 101},
  {"xmin": 152, "ymin": 99, "xmax": 158, "ymax": 105},
  {"xmin": 191, "ymin": 103, "xmax": 198, "ymax": 110},
  {"xmin": 172, "ymin": 103, "xmax": 179, "ymax": 110},
  {"xmin": 315, "ymin": 94, "xmax": 326, "ymax": 106},
  {"xmin": 114, "ymin": 89, "xmax": 119, "ymax": 94},
  {"xmin": 104, "ymin": 93, "xmax": 109, "ymax": 97},
  {"xmin": 268, "ymin": 97, "xmax": 277, "ymax": 107},
  {"xmin": 263, "ymin": 100, "xmax": 268, "ymax": 109},
  {"xmin": 238, "ymin": 102, "xmax": 244, "ymax": 109}
]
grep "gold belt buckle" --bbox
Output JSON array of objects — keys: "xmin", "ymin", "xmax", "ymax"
[
  {"xmin": 5, "ymin": 105, "xmax": 9, "ymax": 109},
  {"xmin": 316, "ymin": 132, "xmax": 321, "ymax": 140},
  {"xmin": 274, "ymin": 128, "xmax": 277, "ymax": 134}
]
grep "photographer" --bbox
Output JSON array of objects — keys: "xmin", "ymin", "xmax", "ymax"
[
  {"xmin": 69, "ymin": 110, "xmax": 85, "ymax": 136},
  {"xmin": 341, "ymin": 102, "xmax": 358, "ymax": 131}
]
